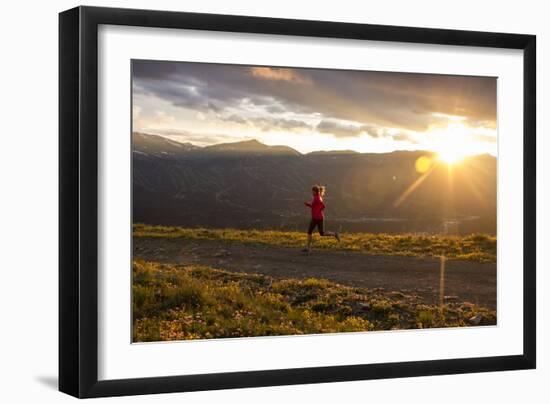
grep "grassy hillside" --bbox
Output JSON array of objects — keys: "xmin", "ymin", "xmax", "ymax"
[
  {"xmin": 133, "ymin": 224, "xmax": 496, "ymax": 262},
  {"xmin": 133, "ymin": 260, "xmax": 496, "ymax": 342},
  {"xmin": 133, "ymin": 133, "xmax": 497, "ymax": 234}
]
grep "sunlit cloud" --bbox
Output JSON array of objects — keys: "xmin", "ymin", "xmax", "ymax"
[
  {"xmin": 431, "ymin": 112, "xmax": 467, "ymax": 122},
  {"xmin": 250, "ymin": 67, "xmax": 311, "ymax": 84}
]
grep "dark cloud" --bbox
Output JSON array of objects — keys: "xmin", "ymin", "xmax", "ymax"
[
  {"xmin": 391, "ymin": 132, "xmax": 419, "ymax": 144},
  {"xmin": 315, "ymin": 119, "xmax": 418, "ymax": 143},
  {"xmin": 221, "ymin": 114, "xmax": 248, "ymax": 125},
  {"xmin": 222, "ymin": 114, "xmax": 312, "ymax": 132},
  {"xmin": 251, "ymin": 117, "xmax": 312, "ymax": 132},
  {"xmin": 132, "ymin": 60, "xmax": 496, "ymax": 133},
  {"xmin": 317, "ymin": 120, "xmax": 364, "ymax": 138},
  {"xmin": 316, "ymin": 120, "xmax": 382, "ymax": 138},
  {"xmin": 264, "ymin": 104, "xmax": 287, "ymax": 114}
]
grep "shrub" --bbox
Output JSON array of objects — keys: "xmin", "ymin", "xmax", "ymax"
[{"xmin": 132, "ymin": 260, "xmax": 496, "ymax": 342}]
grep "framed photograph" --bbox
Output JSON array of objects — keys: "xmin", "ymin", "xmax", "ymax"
[{"xmin": 59, "ymin": 6, "xmax": 536, "ymax": 398}]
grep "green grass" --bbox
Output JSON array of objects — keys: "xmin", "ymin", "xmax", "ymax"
[
  {"xmin": 132, "ymin": 259, "xmax": 496, "ymax": 342},
  {"xmin": 133, "ymin": 224, "xmax": 496, "ymax": 262}
]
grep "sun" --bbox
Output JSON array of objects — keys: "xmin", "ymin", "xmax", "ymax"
[
  {"xmin": 432, "ymin": 123, "xmax": 477, "ymax": 165},
  {"xmin": 437, "ymin": 148, "xmax": 467, "ymax": 164}
]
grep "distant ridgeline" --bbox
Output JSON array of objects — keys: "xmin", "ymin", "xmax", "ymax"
[{"xmin": 132, "ymin": 132, "xmax": 497, "ymax": 235}]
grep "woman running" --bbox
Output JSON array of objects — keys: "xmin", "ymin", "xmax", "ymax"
[{"xmin": 303, "ymin": 185, "xmax": 340, "ymax": 252}]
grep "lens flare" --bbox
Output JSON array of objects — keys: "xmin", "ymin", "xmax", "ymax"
[{"xmin": 415, "ymin": 156, "xmax": 433, "ymax": 173}]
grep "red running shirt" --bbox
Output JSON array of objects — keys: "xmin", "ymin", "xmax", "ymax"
[{"xmin": 305, "ymin": 194, "xmax": 325, "ymax": 220}]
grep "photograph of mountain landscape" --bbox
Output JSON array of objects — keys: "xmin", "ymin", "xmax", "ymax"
[{"xmin": 131, "ymin": 59, "xmax": 497, "ymax": 342}]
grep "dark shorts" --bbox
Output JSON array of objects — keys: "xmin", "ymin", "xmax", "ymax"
[{"xmin": 307, "ymin": 218, "xmax": 325, "ymax": 235}]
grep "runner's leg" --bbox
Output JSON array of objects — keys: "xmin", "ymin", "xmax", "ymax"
[
  {"xmin": 304, "ymin": 219, "xmax": 315, "ymax": 251},
  {"xmin": 319, "ymin": 220, "xmax": 335, "ymax": 237},
  {"xmin": 318, "ymin": 220, "xmax": 340, "ymax": 241}
]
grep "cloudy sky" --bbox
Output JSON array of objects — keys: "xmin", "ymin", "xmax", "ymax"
[{"xmin": 132, "ymin": 59, "xmax": 497, "ymax": 156}]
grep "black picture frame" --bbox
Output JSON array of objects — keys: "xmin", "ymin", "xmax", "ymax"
[{"xmin": 59, "ymin": 5, "xmax": 536, "ymax": 398}]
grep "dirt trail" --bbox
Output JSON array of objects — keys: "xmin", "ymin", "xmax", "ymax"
[{"xmin": 134, "ymin": 237, "xmax": 496, "ymax": 309}]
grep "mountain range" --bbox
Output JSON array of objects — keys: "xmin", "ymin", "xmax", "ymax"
[{"xmin": 133, "ymin": 132, "xmax": 497, "ymax": 234}]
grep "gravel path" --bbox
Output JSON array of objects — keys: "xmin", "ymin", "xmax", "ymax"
[{"xmin": 134, "ymin": 237, "xmax": 497, "ymax": 309}]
